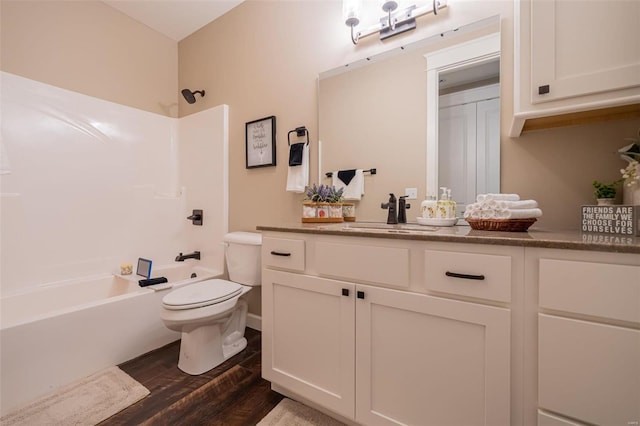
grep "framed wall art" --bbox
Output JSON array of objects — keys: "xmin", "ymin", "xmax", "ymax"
[{"xmin": 246, "ymin": 116, "xmax": 276, "ymax": 168}]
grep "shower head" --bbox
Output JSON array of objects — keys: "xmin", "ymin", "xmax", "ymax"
[{"xmin": 181, "ymin": 89, "xmax": 205, "ymax": 104}]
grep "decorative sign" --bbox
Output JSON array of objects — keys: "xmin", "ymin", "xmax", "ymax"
[
  {"xmin": 246, "ymin": 116, "xmax": 276, "ymax": 168},
  {"xmin": 581, "ymin": 205, "xmax": 639, "ymax": 236}
]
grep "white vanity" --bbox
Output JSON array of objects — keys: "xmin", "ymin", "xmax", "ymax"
[{"xmin": 258, "ymin": 223, "xmax": 640, "ymax": 426}]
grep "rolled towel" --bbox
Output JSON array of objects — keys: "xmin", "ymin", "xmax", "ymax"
[
  {"xmin": 495, "ymin": 199, "xmax": 539, "ymax": 210},
  {"xmin": 477, "ymin": 193, "xmax": 520, "ymax": 203},
  {"xmin": 495, "ymin": 208, "xmax": 543, "ymax": 219},
  {"xmin": 464, "ymin": 204, "xmax": 481, "ymax": 219},
  {"xmin": 481, "ymin": 209, "xmax": 497, "ymax": 219},
  {"xmin": 479, "ymin": 199, "xmax": 499, "ymax": 210}
]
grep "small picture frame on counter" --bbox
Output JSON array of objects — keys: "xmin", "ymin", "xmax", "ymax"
[{"xmin": 581, "ymin": 205, "xmax": 639, "ymax": 236}]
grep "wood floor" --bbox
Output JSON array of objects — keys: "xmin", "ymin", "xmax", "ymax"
[{"xmin": 99, "ymin": 328, "xmax": 284, "ymax": 426}]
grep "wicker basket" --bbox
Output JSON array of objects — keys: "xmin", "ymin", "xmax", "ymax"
[{"xmin": 466, "ymin": 218, "xmax": 536, "ymax": 232}]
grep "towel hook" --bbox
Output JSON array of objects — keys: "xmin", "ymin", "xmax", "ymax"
[{"xmin": 288, "ymin": 126, "xmax": 309, "ymax": 146}]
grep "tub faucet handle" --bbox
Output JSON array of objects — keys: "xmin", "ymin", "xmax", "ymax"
[{"xmin": 187, "ymin": 209, "xmax": 203, "ymax": 226}]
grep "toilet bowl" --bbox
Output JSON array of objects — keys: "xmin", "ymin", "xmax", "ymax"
[{"xmin": 160, "ymin": 232, "xmax": 262, "ymax": 375}]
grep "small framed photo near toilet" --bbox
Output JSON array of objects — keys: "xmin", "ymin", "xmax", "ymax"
[
  {"xmin": 246, "ymin": 115, "xmax": 276, "ymax": 168},
  {"xmin": 137, "ymin": 258, "xmax": 152, "ymax": 279}
]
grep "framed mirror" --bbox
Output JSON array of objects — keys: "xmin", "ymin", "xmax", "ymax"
[{"xmin": 319, "ymin": 15, "xmax": 501, "ymax": 222}]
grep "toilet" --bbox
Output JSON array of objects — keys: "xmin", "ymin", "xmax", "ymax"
[{"xmin": 160, "ymin": 231, "xmax": 262, "ymax": 375}]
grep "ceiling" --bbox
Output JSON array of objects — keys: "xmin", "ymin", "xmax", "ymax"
[{"xmin": 102, "ymin": 0, "xmax": 244, "ymax": 41}]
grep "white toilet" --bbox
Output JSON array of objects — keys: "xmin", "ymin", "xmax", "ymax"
[{"xmin": 160, "ymin": 231, "xmax": 262, "ymax": 375}]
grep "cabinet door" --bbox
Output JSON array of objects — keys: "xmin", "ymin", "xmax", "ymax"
[
  {"xmin": 530, "ymin": 0, "xmax": 640, "ymax": 104},
  {"xmin": 355, "ymin": 285, "xmax": 511, "ymax": 426},
  {"xmin": 262, "ymin": 269, "xmax": 355, "ymax": 419},
  {"xmin": 539, "ymin": 314, "xmax": 640, "ymax": 426}
]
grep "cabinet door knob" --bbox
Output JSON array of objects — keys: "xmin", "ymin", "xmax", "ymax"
[
  {"xmin": 270, "ymin": 251, "xmax": 291, "ymax": 257},
  {"xmin": 357, "ymin": 291, "xmax": 365, "ymax": 299},
  {"xmin": 538, "ymin": 84, "xmax": 550, "ymax": 95},
  {"xmin": 342, "ymin": 288, "xmax": 350, "ymax": 297},
  {"xmin": 445, "ymin": 271, "xmax": 485, "ymax": 281}
]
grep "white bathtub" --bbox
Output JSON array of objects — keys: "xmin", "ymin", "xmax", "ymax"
[{"xmin": 0, "ymin": 264, "xmax": 220, "ymax": 415}]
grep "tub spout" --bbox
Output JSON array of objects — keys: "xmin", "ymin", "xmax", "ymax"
[{"xmin": 175, "ymin": 251, "xmax": 201, "ymax": 262}]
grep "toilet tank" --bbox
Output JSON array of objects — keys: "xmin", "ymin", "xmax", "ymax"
[{"xmin": 223, "ymin": 232, "xmax": 262, "ymax": 286}]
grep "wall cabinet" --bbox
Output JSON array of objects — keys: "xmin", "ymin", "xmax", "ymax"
[
  {"xmin": 261, "ymin": 234, "xmax": 515, "ymax": 425},
  {"xmin": 511, "ymin": 0, "xmax": 640, "ymax": 136}
]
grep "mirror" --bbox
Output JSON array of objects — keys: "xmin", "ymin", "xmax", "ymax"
[
  {"xmin": 426, "ymin": 32, "xmax": 501, "ymax": 208},
  {"xmin": 319, "ymin": 15, "xmax": 501, "ymax": 222}
]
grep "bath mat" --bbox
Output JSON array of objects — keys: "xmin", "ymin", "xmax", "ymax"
[
  {"xmin": 257, "ymin": 398, "xmax": 346, "ymax": 426},
  {"xmin": 0, "ymin": 366, "xmax": 149, "ymax": 426}
]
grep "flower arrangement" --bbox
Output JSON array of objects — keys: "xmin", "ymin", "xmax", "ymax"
[
  {"xmin": 304, "ymin": 184, "xmax": 344, "ymax": 203},
  {"xmin": 302, "ymin": 184, "xmax": 345, "ymax": 222},
  {"xmin": 618, "ymin": 128, "xmax": 640, "ymax": 188}
]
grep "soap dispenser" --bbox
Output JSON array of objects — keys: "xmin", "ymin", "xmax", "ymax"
[
  {"xmin": 447, "ymin": 188, "xmax": 457, "ymax": 218},
  {"xmin": 421, "ymin": 194, "xmax": 437, "ymax": 218},
  {"xmin": 437, "ymin": 187, "xmax": 452, "ymax": 219}
]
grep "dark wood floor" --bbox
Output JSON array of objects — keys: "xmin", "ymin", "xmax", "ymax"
[{"xmin": 99, "ymin": 328, "xmax": 284, "ymax": 426}]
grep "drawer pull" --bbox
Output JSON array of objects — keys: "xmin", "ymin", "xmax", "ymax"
[
  {"xmin": 445, "ymin": 271, "xmax": 485, "ymax": 281},
  {"xmin": 270, "ymin": 251, "xmax": 292, "ymax": 257}
]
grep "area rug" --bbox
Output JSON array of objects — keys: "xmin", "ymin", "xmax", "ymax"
[
  {"xmin": 0, "ymin": 366, "xmax": 149, "ymax": 426},
  {"xmin": 257, "ymin": 398, "xmax": 346, "ymax": 426}
]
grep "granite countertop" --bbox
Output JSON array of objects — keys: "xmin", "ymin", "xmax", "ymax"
[{"xmin": 256, "ymin": 222, "xmax": 640, "ymax": 254}]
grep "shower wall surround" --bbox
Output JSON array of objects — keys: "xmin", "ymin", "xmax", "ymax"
[{"xmin": 0, "ymin": 72, "xmax": 228, "ymax": 296}]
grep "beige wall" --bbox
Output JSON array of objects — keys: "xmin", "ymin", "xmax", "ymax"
[
  {"xmin": 1, "ymin": 0, "xmax": 178, "ymax": 117},
  {"xmin": 5, "ymin": 0, "xmax": 634, "ymax": 231},
  {"xmin": 2, "ymin": 0, "xmax": 638, "ymax": 316},
  {"xmin": 178, "ymin": 0, "xmax": 638, "ymax": 236}
]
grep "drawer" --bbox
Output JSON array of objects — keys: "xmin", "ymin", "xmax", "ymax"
[
  {"xmin": 262, "ymin": 237, "xmax": 305, "ymax": 272},
  {"xmin": 424, "ymin": 250, "xmax": 511, "ymax": 302},
  {"xmin": 538, "ymin": 314, "xmax": 640, "ymax": 426},
  {"xmin": 315, "ymin": 241, "xmax": 409, "ymax": 288},
  {"xmin": 539, "ymin": 258, "xmax": 640, "ymax": 323}
]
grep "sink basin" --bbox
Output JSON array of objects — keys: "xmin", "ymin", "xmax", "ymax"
[{"xmin": 342, "ymin": 223, "xmax": 439, "ymax": 234}]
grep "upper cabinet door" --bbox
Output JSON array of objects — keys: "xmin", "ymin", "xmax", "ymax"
[{"xmin": 530, "ymin": 0, "xmax": 640, "ymax": 104}]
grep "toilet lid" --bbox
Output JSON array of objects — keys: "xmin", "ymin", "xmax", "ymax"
[{"xmin": 162, "ymin": 279, "xmax": 243, "ymax": 310}]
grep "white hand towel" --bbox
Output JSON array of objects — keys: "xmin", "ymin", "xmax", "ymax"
[
  {"xmin": 286, "ymin": 144, "xmax": 309, "ymax": 193},
  {"xmin": 476, "ymin": 193, "xmax": 520, "ymax": 203},
  {"xmin": 332, "ymin": 169, "xmax": 365, "ymax": 200},
  {"xmin": 495, "ymin": 200, "xmax": 539, "ymax": 210},
  {"xmin": 495, "ymin": 208, "xmax": 543, "ymax": 219}
]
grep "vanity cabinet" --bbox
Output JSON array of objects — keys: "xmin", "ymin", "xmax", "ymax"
[
  {"xmin": 524, "ymin": 248, "xmax": 640, "ymax": 426},
  {"xmin": 261, "ymin": 234, "xmax": 517, "ymax": 426},
  {"xmin": 511, "ymin": 0, "xmax": 640, "ymax": 136}
]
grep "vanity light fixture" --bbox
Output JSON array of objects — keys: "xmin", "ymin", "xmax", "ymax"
[{"xmin": 343, "ymin": 0, "xmax": 447, "ymax": 45}]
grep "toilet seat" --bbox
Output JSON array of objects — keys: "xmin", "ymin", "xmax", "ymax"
[{"xmin": 162, "ymin": 279, "xmax": 243, "ymax": 310}]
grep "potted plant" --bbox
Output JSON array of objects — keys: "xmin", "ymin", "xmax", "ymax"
[
  {"xmin": 302, "ymin": 184, "xmax": 345, "ymax": 222},
  {"xmin": 592, "ymin": 180, "xmax": 620, "ymax": 206}
]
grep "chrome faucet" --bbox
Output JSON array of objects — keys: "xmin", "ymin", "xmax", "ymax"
[{"xmin": 175, "ymin": 251, "xmax": 201, "ymax": 262}]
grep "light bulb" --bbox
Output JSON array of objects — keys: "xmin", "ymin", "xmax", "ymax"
[
  {"xmin": 380, "ymin": 0, "xmax": 398, "ymax": 12},
  {"xmin": 343, "ymin": 0, "xmax": 362, "ymax": 26}
]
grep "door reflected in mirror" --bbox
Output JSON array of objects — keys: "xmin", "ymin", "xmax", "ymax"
[{"xmin": 437, "ymin": 59, "xmax": 500, "ymax": 208}]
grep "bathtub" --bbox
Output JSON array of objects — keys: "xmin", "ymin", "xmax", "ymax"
[{"xmin": 0, "ymin": 264, "xmax": 220, "ymax": 415}]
